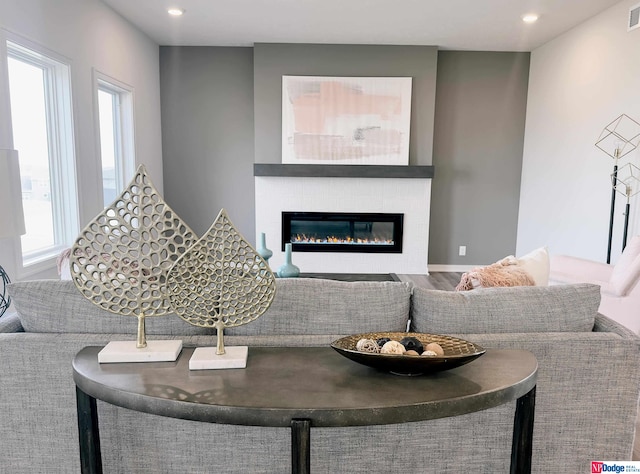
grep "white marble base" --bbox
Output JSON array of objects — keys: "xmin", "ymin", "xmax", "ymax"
[
  {"xmin": 189, "ymin": 346, "xmax": 248, "ymax": 370},
  {"xmin": 98, "ymin": 340, "xmax": 183, "ymax": 363}
]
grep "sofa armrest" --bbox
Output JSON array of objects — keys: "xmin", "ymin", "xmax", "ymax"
[
  {"xmin": 549, "ymin": 255, "xmax": 614, "ymax": 284},
  {"xmin": 0, "ymin": 312, "xmax": 24, "ymax": 333},
  {"xmin": 447, "ymin": 330, "xmax": 640, "ymax": 468},
  {"xmin": 593, "ymin": 313, "xmax": 640, "ymax": 339}
]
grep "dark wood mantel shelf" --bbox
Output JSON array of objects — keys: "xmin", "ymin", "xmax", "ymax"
[{"xmin": 253, "ymin": 163, "xmax": 434, "ymax": 179}]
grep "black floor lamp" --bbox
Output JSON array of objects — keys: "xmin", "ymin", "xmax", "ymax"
[
  {"xmin": 611, "ymin": 162, "xmax": 640, "ymax": 252},
  {"xmin": 595, "ymin": 114, "xmax": 640, "ymax": 263},
  {"xmin": 0, "ymin": 149, "xmax": 25, "ymax": 317}
]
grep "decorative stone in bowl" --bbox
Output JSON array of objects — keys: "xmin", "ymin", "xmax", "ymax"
[{"xmin": 331, "ymin": 332, "xmax": 485, "ymax": 376}]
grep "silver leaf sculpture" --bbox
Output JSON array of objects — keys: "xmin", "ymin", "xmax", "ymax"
[
  {"xmin": 167, "ymin": 208, "xmax": 276, "ymax": 355},
  {"xmin": 69, "ymin": 165, "xmax": 198, "ymax": 348}
]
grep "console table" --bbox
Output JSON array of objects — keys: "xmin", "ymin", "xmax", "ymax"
[{"xmin": 73, "ymin": 346, "xmax": 537, "ymax": 474}]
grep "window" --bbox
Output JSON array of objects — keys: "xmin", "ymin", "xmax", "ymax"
[
  {"xmin": 95, "ymin": 73, "xmax": 135, "ymax": 206},
  {"xmin": 6, "ymin": 40, "xmax": 78, "ymax": 268}
]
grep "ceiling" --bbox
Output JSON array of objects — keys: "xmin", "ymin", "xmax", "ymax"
[{"xmin": 99, "ymin": 0, "xmax": 624, "ymax": 51}]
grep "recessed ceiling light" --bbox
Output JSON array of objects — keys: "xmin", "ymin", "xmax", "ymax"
[
  {"xmin": 167, "ymin": 8, "xmax": 185, "ymax": 16},
  {"xmin": 522, "ymin": 13, "xmax": 539, "ymax": 23}
]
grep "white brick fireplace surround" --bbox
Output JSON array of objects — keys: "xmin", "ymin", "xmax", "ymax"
[{"xmin": 254, "ymin": 165, "xmax": 433, "ymax": 274}]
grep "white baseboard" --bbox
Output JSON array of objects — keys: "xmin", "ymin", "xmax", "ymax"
[{"xmin": 427, "ymin": 264, "xmax": 475, "ymax": 273}]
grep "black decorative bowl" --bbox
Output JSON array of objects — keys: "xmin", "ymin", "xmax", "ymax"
[{"xmin": 331, "ymin": 332, "xmax": 485, "ymax": 376}]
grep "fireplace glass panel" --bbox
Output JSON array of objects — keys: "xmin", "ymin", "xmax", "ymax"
[{"xmin": 282, "ymin": 212, "xmax": 403, "ymax": 253}]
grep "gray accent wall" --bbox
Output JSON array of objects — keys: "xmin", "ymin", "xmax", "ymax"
[
  {"xmin": 429, "ymin": 51, "xmax": 530, "ymax": 265},
  {"xmin": 159, "ymin": 46, "xmax": 530, "ymax": 265},
  {"xmin": 160, "ymin": 47, "xmax": 255, "ymax": 239},
  {"xmin": 253, "ymin": 43, "xmax": 438, "ymax": 166}
]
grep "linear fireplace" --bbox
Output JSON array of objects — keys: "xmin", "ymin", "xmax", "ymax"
[{"xmin": 282, "ymin": 212, "xmax": 403, "ymax": 253}]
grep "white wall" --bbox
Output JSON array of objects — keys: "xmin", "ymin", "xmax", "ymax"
[
  {"xmin": 0, "ymin": 0, "xmax": 161, "ymax": 280},
  {"xmin": 255, "ymin": 176, "xmax": 431, "ymax": 274},
  {"xmin": 518, "ymin": 0, "xmax": 640, "ymax": 263}
]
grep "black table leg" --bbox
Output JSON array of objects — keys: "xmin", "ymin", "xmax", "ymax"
[
  {"xmin": 291, "ymin": 418, "xmax": 311, "ymax": 474},
  {"xmin": 76, "ymin": 386, "xmax": 103, "ymax": 474},
  {"xmin": 510, "ymin": 386, "xmax": 536, "ymax": 474}
]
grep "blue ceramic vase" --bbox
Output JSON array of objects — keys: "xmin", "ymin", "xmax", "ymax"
[
  {"xmin": 277, "ymin": 243, "xmax": 300, "ymax": 278},
  {"xmin": 256, "ymin": 232, "xmax": 273, "ymax": 263}
]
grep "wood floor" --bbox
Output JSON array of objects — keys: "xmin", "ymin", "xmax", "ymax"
[
  {"xmin": 395, "ymin": 272, "xmax": 462, "ymax": 290},
  {"xmin": 397, "ymin": 272, "xmax": 640, "ymax": 461}
]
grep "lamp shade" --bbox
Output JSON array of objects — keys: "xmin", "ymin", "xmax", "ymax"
[
  {"xmin": 595, "ymin": 114, "xmax": 640, "ymax": 160},
  {"xmin": 0, "ymin": 149, "xmax": 25, "ymax": 239},
  {"xmin": 612, "ymin": 162, "xmax": 640, "ymax": 199}
]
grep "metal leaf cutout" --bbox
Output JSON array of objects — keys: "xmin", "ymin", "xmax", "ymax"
[
  {"xmin": 69, "ymin": 165, "xmax": 198, "ymax": 347},
  {"xmin": 167, "ymin": 208, "xmax": 276, "ymax": 354}
]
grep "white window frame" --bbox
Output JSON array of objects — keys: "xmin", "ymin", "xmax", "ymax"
[
  {"xmin": 93, "ymin": 70, "xmax": 135, "ymax": 206},
  {"xmin": 3, "ymin": 34, "xmax": 79, "ymax": 276}
]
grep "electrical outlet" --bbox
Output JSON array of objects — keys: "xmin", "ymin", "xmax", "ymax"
[{"xmin": 459, "ymin": 246, "xmax": 467, "ymax": 256}]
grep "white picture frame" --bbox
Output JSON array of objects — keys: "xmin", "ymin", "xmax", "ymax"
[{"xmin": 282, "ymin": 76, "xmax": 412, "ymax": 165}]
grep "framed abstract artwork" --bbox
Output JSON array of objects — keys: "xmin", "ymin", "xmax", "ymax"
[{"xmin": 282, "ymin": 76, "xmax": 412, "ymax": 165}]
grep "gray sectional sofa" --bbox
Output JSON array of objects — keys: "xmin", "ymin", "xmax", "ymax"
[{"xmin": 2, "ymin": 278, "xmax": 639, "ymax": 473}]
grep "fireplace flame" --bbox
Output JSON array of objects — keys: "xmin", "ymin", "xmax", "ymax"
[{"xmin": 292, "ymin": 234, "xmax": 393, "ymax": 245}]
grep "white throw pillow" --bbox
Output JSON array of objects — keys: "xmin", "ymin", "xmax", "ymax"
[{"xmin": 517, "ymin": 246, "xmax": 550, "ymax": 286}]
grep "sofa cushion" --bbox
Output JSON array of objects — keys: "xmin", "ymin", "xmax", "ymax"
[
  {"xmin": 227, "ymin": 278, "xmax": 412, "ymax": 335},
  {"xmin": 410, "ymin": 283, "xmax": 600, "ymax": 334},
  {"xmin": 8, "ymin": 280, "xmax": 215, "ymax": 335},
  {"xmin": 9, "ymin": 278, "xmax": 412, "ymax": 336}
]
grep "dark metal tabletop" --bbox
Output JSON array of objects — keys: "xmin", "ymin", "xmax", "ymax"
[{"xmin": 73, "ymin": 346, "xmax": 537, "ymax": 428}]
